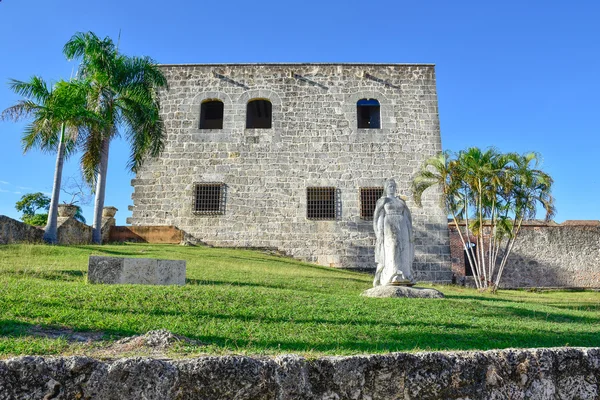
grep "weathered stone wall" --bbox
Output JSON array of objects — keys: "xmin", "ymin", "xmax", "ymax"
[
  {"xmin": 128, "ymin": 63, "xmax": 451, "ymax": 282},
  {"xmin": 449, "ymin": 221, "xmax": 600, "ymax": 288},
  {"xmin": 56, "ymin": 217, "xmax": 92, "ymax": 245},
  {"xmin": 0, "ymin": 215, "xmax": 43, "ymax": 244},
  {"xmin": 1, "ymin": 348, "xmax": 599, "ymax": 399},
  {"xmin": 502, "ymin": 223, "xmax": 600, "ymax": 288}
]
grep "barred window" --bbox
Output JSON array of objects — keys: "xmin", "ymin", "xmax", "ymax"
[
  {"xmin": 192, "ymin": 183, "xmax": 225, "ymax": 215},
  {"xmin": 360, "ymin": 187, "xmax": 384, "ymax": 219},
  {"xmin": 200, "ymin": 100, "xmax": 224, "ymax": 129},
  {"xmin": 307, "ymin": 187, "xmax": 337, "ymax": 220}
]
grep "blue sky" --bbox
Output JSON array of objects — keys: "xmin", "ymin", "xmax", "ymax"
[{"xmin": 0, "ymin": 0, "xmax": 598, "ymax": 224}]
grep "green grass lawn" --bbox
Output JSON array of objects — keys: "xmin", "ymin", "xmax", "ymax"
[{"xmin": 0, "ymin": 243, "xmax": 599, "ymax": 358}]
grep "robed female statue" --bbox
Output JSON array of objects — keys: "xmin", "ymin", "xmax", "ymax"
[{"xmin": 373, "ymin": 179, "xmax": 415, "ymax": 286}]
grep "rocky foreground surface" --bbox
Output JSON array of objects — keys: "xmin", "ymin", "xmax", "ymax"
[{"xmin": 0, "ymin": 331, "xmax": 598, "ymax": 399}]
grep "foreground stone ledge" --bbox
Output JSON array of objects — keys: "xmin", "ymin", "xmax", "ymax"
[
  {"xmin": 0, "ymin": 348, "xmax": 598, "ymax": 399},
  {"xmin": 88, "ymin": 256, "xmax": 186, "ymax": 285}
]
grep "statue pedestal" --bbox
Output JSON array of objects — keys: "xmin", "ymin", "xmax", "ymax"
[
  {"xmin": 361, "ymin": 285, "xmax": 444, "ymax": 299},
  {"xmin": 387, "ymin": 280, "xmax": 415, "ymax": 287}
]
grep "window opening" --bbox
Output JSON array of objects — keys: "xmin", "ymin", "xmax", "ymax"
[
  {"xmin": 192, "ymin": 183, "xmax": 225, "ymax": 215},
  {"xmin": 200, "ymin": 100, "xmax": 224, "ymax": 129},
  {"xmin": 307, "ymin": 187, "xmax": 336, "ymax": 220},
  {"xmin": 357, "ymin": 98, "xmax": 381, "ymax": 129},
  {"xmin": 246, "ymin": 99, "xmax": 272, "ymax": 129},
  {"xmin": 360, "ymin": 187, "xmax": 384, "ymax": 219}
]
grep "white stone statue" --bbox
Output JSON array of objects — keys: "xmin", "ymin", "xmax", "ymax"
[{"xmin": 373, "ymin": 179, "xmax": 415, "ymax": 286}]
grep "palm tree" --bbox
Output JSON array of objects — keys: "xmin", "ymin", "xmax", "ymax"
[
  {"xmin": 413, "ymin": 147, "xmax": 555, "ymax": 292},
  {"xmin": 412, "ymin": 151, "xmax": 484, "ymax": 288},
  {"xmin": 63, "ymin": 32, "xmax": 167, "ymax": 244},
  {"xmin": 1, "ymin": 77, "xmax": 97, "ymax": 243},
  {"xmin": 493, "ymin": 152, "xmax": 555, "ymax": 289}
]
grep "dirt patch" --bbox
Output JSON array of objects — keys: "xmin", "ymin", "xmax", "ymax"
[
  {"xmin": 92, "ymin": 330, "xmax": 204, "ymax": 358},
  {"xmin": 28, "ymin": 326, "xmax": 104, "ymax": 342}
]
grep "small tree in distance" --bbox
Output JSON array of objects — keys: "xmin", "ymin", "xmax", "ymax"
[
  {"xmin": 412, "ymin": 147, "xmax": 555, "ymax": 292},
  {"xmin": 15, "ymin": 192, "xmax": 86, "ymax": 226},
  {"xmin": 15, "ymin": 192, "xmax": 50, "ymax": 226}
]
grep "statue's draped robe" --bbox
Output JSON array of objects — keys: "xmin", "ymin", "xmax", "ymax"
[{"xmin": 374, "ymin": 196, "xmax": 415, "ymax": 285}]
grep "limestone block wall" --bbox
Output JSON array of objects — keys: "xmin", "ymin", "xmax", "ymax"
[
  {"xmin": 1, "ymin": 348, "xmax": 599, "ymax": 399},
  {"xmin": 56, "ymin": 217, "xmax": 92, "ymax": 245},
  {"xmin": 502, "ymin": 223, "xmax": 600, "ymax": 288},
  {"xmin": 0, "ymin": 215, "xmax": 43, "ymax": 244},
  {"xmin": 128, "ymin": 64, "xmax": 451, "ymax": 281},
  {"xmin": 449, "ymin": 221, "xmax": 600, "ymax": 288}
]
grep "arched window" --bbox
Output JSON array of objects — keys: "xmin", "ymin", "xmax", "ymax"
[
  {"xmin": 200, "ymin": 100, "xmax": 224, "ymax": 129},
  {"xmin": 357, "ymin": 98, "xmax": 381, "ymax": 129},
  {"xmin": 246, "ymin": 99, "xmax": 272, "ymax": 129}
]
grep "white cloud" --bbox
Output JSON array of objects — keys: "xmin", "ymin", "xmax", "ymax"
[
  {"xmin": 0, "ymin": 181, "xmax": 8, "ymax": 185},
  {"xmin": 17, "ymin": 186, "xmax": 32, "ymax": 190},
  {"xmin": 0, "ymin": 188, "xmax": 9, "ymax": 193}
]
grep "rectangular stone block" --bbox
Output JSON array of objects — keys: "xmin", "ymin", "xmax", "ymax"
[{"xmin": 88, "ymin": 256, "xmax": 186, "ymax": 285}]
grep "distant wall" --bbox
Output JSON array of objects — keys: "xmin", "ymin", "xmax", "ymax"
[
  {"xmin": 0, "ymin": 348, "xmax": 598, "ymax": 399},
  {"xmin": 57, "ymin": 217, "xmax": 92, "ymax": 245},
  {"xmin": 109, "ymin": 225, "xmax": 183, "ymax": 244},
  {"xmin": 0, "ymin": 215, "xmax": 43, "ymax": 244},
  {"xmin": 449, "ymin": 221, "xmax": 600, "ymax": 288}
]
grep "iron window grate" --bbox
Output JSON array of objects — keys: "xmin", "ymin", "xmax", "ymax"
[
  {"xmin": 192, "ymin": 183, "xmax": 225, "ymax": 215},
  {"xmin": 360, "ymin": 187, "xmax": 384, "ymax": 220},
  {"xmin": 307, "ymin": 187, "xmax": 337, "ymax": 220}
]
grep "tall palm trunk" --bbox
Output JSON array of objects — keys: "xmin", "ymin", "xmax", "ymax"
[
  {"xmin": 91, "ymin": 137, "xmax": 110, "ymax": 244},
  {"xmin": 43, "ymin": 124, "xmax": 66, "ymax": 244}
]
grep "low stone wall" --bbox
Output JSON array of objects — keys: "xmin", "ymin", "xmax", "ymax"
[
  {"xmin": 56, "ymin": 217, "xmax": 93, "ymax": 245},
  {"xmin": 0, "ymin": 215, "xmax": 43, "ymax": 244},
  {"xmin": 0, "ymin": 348, "xmax": 598, "ymax": 399},
  {"xmin": 502, "ymin": 224, "xmax": 600, "ymax": 288},
  {"xmin": 449, "ymin": 221, "xmax": 600, "ymax": 288},
  {"xmin": 109, "ymin": 225, "xmax": 184, "ymax": 244}
]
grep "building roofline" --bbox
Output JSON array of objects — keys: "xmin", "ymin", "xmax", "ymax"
[{"xmin": 158, "ymin": 62, "xmax": 436, "ymax": 67}]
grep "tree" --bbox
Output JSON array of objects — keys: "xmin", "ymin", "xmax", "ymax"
[
  {"xmin": 63, "ymin": 31, "xmax": 167, "ymax": 244},
  {"xmin": 412, "ymin": 147, "xmax": 555, "ymax": 292},
  {"xmin": 2, "ymin": 77, "xmax": 98, "ymax": 243},
  {"xmin": 15, "ymin": 192, "xmax": 50, "ymax": 226},
  {"xmin": 15, "ymin": 192, "xmax": 86, "ymax": 226}
]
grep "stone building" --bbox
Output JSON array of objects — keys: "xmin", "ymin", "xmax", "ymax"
[{"xmin": 128, "ymin": 63, "xmax": 452, "ymax": 282}]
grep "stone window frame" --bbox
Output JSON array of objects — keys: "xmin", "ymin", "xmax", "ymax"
[
  {"xmin": 344, "ymin": 91, "xmax": 396, "ymax": 143},
  {"xmin": 237, "ymin": 89, "xmax": 282, "ymax": 143},
  {"xmin": 306, "ymin": 186, "xmax": 341, "ymax": 221},
  {"xmin": 187, "ymin": 91, "xmax": 234, "ymax": 140},
  {"xmin": 191, "ymin": 182, "xmax": 227, "ymax": 216}
]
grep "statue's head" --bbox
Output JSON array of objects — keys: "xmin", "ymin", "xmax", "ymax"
[{"xmin": 384, "ymin": 179, "xmax": 397, "ymax": 196}]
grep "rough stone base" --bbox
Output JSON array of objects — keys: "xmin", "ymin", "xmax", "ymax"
[
  {"xmin": 0, "ymin": 348, "xmax": 598, "ymax": 399},
  {"xmin": 88, "ymin": 256, "xmax": 186, "ymax": 285},
  {"xmin": 361, "ymin": 285, "xmax": 445, "ymax": 298}
]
